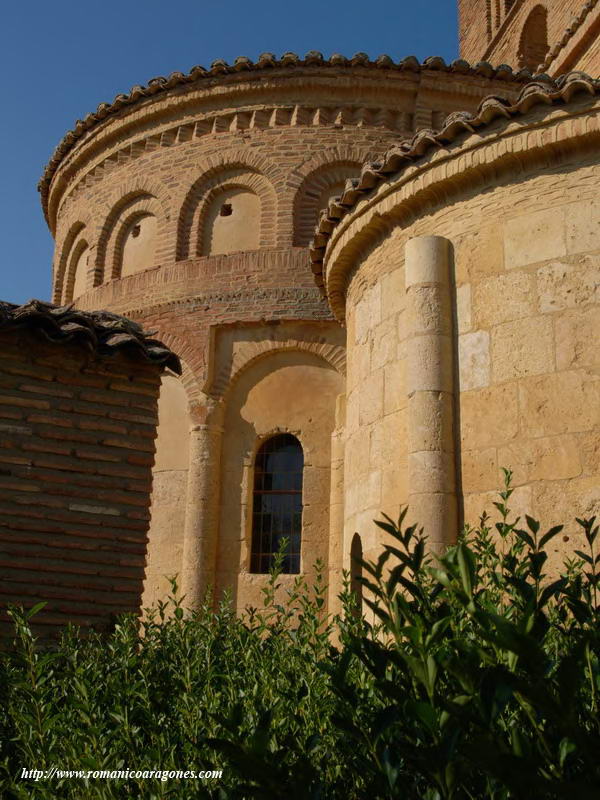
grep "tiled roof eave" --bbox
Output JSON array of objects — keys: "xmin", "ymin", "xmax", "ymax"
[
  {"xmin": 309, "ymin": 70, "xmax": 600, "ymax": 289},
  {"xmin": 0, "ymin": 299, "xmax": 181, "ymax": 374},
  {"xmin": 38, "ymin": 52, "xmax": 542, "ymax": 219}
]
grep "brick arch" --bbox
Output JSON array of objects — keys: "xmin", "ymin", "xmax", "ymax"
[
  {"xmin": 94, "ymin": 177, "xmax": 172, "ymax": 285},
  {"xmin": 292, "ymin": 161, "xmax": 365, "ymax": 247},
  {"xmin": 518, "ymin": 5, "xmax": 548, "ymax": 71},
  {"xmin": 54, "ymin": 220, "xmax": 87, "ymax": 303},
  {"xmin": 109, "ymin": 201, "xmax": 162, "ymax": 282},
  {"xmin": 146, "ymin": 329, "xmax": 204, "ymax": 404},
  {"xmin": 62, "ymin": 237, "xmax": 90, "ymax": 304},
  {"xmin": 210, "ymin": 337, "xmax": 346, "ymax": 400},
  {"xmin": 280, "ymin": 147, "xmax": 377, "ymax": 245},
  {"xmin": 193, "ymin": 170, "xmax": 274, "ymax": 258},
  {"xmin": 176, "ymin": 161, "xmax": 277, "ymax": 260}
]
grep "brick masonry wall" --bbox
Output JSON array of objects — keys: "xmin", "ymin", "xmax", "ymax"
[
  {"xmin": 459, "ymin": 0, "xmax": 597, "ymax": 74},
  {"xmin": 50, "ymin": 68, "xmax": 527, "ymax": 396},
  {"xmin": 0, "ymin": 329, "xmax": 161, "ymax": 639}
]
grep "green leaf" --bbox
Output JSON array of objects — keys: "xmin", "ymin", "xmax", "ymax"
[
  {"xmin": 26, "ymin": 601, "xmax": 47, "ymax": 619},
  {"xmin": 405, "ymin": 700, "xmax": 438, "ymax": 735},
  {"xmin": 559, "ymin": 737, "xmax": 576, "ymax": 769},
  {"xmin": 457, "ymin": 544, "xmax": 476, "ymax": 599}
]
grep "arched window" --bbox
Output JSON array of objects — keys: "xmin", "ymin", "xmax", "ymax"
[
  {"xmin": 250, "ymin": 434, "xmax": 303, "ymax": 574},
  {"xmin": 350, "ymin": 533, "xmax": 363, "ymax": 614}
]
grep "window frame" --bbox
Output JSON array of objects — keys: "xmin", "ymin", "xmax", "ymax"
[{"xmin": 248, "ymin": 432, "xmax": 304, "ymax": 575}]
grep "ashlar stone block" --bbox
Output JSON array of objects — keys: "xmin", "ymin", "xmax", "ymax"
[
  {"xmin": 555, "ymin": 308, "xmax": 600, "ymax": 371},
  {"xmin": 537, "ymin": 258, "xmax": 600, "ymax": 313},
  {"xmin": 504, "ymin": 208, "xmax": 566, "ymax": 269},
  {"xmin": 358, "ymin": 368, "xmax": 384, "ymax": 427},
  {"xmin": 498, "ymin": 434, "xmax": 582, "ymax": 485},
  {"xmin": 519, "ymin": 371, "xmax": 600, "ymax": 438},
  {"xmin": 460, "ymin": 382, "xmax": 519, "ymax": 450},
  {"xmin": 565, "ymin": 199, "xmax": 600, "ymax": 255},
  {"xmin": 383, "ymin": 358, "xmax": 407, "ymax": 415},
  {"xmin": 461, "ymin": 447, "xmax": 499, "ymax": 494},
  {"xmin": 456, "ymin": 284, "xmax": 472, "ymax": 334},
  {"xmin": 491, "ymin": 316, "xmax": 554, "ymax": 383},
  {"xmin": 459, "ymin": 330, "xmax": 490, "ymax": 391},
  {"xmin": 472, "ymin": 271, "xmax": 535, "ymax": 327}
]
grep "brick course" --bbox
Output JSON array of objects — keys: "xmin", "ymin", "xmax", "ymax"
[{"xmin": 0, "ymin": 328, "xmax": 163, "ymax": 639}]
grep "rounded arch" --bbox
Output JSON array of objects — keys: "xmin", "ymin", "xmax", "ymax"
[
  {"xmin": 54, "ymin": 220, "xmax": 87, "ymax": 303},
  {"xmin": 280, "ymin": 147, "xmax": 376, "ymax": 246},
  {"xmin": 176, "ymin": 163, "xmax": 277, "ymax": 259},
  {"xmin": 64, "ymin": 237, "xmax": 90, "ymax": 304},
  {"xmin": 211, "ymin": 337, "xmax": 346, "ymax": 400},
  {"xmin": 141, "ymin": 328, "xmax": 204, "ymax": 405},
  {"xmin": 518, "ymin": 5, "xmax": 549, "ymax": 71},
  {"xmin": 292, "ymin": 161, "xmax": 363, "ymax": 246},
  {"xmin": 96, "ymin": 192, "xmax": 163, "ymax": 283},
  {"xmin": 113, "ymin": 209, "xmax": 158, "ymax": 279},
  {"xmin": 94, "ymin": 177, "xmax": 171, "ymax": 285}
]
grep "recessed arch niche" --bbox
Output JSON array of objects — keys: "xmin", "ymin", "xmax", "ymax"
[
  {"xmin": 177, "ymin": 166, "xmax": 276, "ymax": 260},
  {"xmin": 518, "ymin": 5, "xmax": 549, "ymax": 71},
  {"xmin": 216, "ymin": 347, "xmax": 344, "ymax": 611},
  {"xmin": 293, "ymin": 161, "xmax": 361, "ymax": 247},
  {"xmin": 97, "ymin": 193, "xmax": 162, "ymax": 284},
  {"xmin": 57, "ymin": 223, "xmax": 89, "ymax": 304}
]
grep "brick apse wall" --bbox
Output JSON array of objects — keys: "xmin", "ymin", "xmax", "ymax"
[{"xmin": 0, "ymin": 301, "xmax": 179, "ymax": 639}]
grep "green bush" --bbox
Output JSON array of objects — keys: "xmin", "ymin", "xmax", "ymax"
[{"xmin": 1, "ymin": 471, "xmax": 599, "ymax": 799}]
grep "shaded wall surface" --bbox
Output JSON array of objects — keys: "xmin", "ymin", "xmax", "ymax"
[{"xmin": 0, "ymin": 305, "xmax": 177, "ymax": 638}]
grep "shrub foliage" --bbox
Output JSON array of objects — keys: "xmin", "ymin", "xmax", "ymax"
[{"xmin": 1, "ymin": 472, "xmax": 600, "ymax": 799}]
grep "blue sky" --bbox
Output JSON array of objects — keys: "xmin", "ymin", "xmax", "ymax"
[{"xmin": 0, "ymin": 0, "xmax": 458, "ymax": 304}]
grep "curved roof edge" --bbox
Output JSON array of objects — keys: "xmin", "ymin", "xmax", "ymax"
[
  {"xmin": 309, "ymin": 71, "xmax": 600, "ymax": 287},
  {"xmin": 38, "ymin": 52, "xmax": 544, "ymax": 206},
  {"xmin": 0, "ymin": 299, "xmax": 181, "ymax": 374}
]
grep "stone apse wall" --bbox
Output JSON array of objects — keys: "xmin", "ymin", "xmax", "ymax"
[
  {"xmin": 42, "ymin": 55, "xmax": 531, "ymax": 613},
  {"xmin": 316, "ymin": 79, "xmax": 600, "ymax": 582}
]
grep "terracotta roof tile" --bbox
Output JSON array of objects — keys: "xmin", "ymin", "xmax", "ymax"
[
  {"xmin": 309, "ymin": 71, "xmax": 600, "ymax": 286},
  {"xmin": 0, "ymin": 299, "xmax": 181, "ymax": 374},
  {"xmin": 38, "ymin": 52, "xmax": 540, "ymax": 212}
]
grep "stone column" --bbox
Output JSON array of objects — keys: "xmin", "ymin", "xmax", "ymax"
[
  {"xmin": 181, "ymin": 401, "xmax": 224, "ymax": 608},
  {"xmin": 327, "ymin": 394, "xmax": 346, "ymax": 619},
  {"xmin": 405, "ymin": 235, "xmax": 457, "ymax": 551}
]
